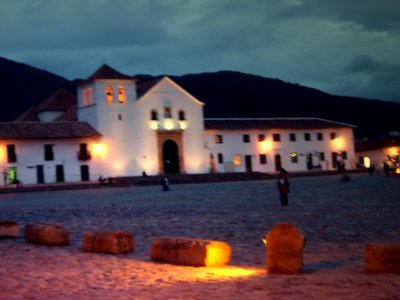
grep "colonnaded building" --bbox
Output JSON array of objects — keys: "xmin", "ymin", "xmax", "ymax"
[{"xmin": 0, "ymin": 65, "xmax": 357, "ymax": 185}]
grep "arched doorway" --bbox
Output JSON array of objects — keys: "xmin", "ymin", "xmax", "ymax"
[
  {"xmin": 275, "ymin": 154, "xmax": 282, "ymax": 172},
  {"xmin": 163, "ymin": 139, "xmax": 180, "ymax": 174}
]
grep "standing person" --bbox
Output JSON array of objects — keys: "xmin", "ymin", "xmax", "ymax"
[
  {"xmin": 162, "ymin": 176, "xmax": 171, "ymax": 192},
  {"xmin": 277, "ymin": 170, "xmax": 290, "ymax": 207},
  {"xmin": 2, "ymin": 168, "xmax": 7, "ymax": 186}
]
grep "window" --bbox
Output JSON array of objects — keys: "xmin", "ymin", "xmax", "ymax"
[
  {"xmin": 78, "ymin": 143, "xmax": 91, "ymax": 161},
  {"xmin": 215, "ymin": 135, "xmax": 223, "ymax": 144},
  {"xmin": 330, "ymin": 132, "xmax": 336, "ymax": 140},
  {"xmin": 178, "ymin": 110, "xmax": 186, "ymax": 121},
  {"xmin": 233, "ymin": 155, "xmax": 241, "ymax": 166},
  {"xmin": 290, "ymin": 152, "xmax": 298, "ymax": 163},
  {"xmin": 259, "ymin": 154, "xmax": 267, "ymax": 164},
  {"xmin": 118, "ymin": 86, "xmax": 126, "ymax": 103},
  {"xmin": 289, "ymin": 133, "xmax": 296, "ymax": 142},
  {"xmin": 44, "ymin": 144, "xmax": 54, "ymax": 161},
  {"xmin": 243, "ymin": 134, "xmax": 250, "ymax": 143},
  {"xmin": 218, "ymin": 153, "xmax": 224, "ymax": 164},
  {"xmin": 164, "ymin": 107, "xmax": 172, "ymax": 118},
  {"xmin": 319, "ymin": 152, "xmax": 325, "ymax": 161},
  {"xmin": 105, "ymin": 86, "xmax": 113, "ymax": 104},
  {"xmin": 304, "ymin": 133, "xmax": 311, "ymax": 141},
  {"xmin": 150, "ymin": 110, "xmax": 158, "ymax": 121},
  {"xmin": 7, "ymin": 144, "xmax": 17, "ymax": 163},
  {"xmin": 118, "ymin": 114, "xmax": 122, "ymax": 121},
  {"xmin": 341, "ymin": 151, "xmax": 347, "ymax": 160},
  {"xmin": 273, "ymin": 133, "xmax": 281, "ymax": 142},
  {"xmin": 317, "ymin": 132, "xmax": 323, "ymax": 141},
  {"xmin": 258, "ymin": 134, "xmax": 265, "ymax": 142}
]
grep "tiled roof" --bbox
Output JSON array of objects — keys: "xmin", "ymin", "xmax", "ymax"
[
  {"xmin": 0, "ymin": 122, "xmax": 101, "ymax": 139},
  {"xmin": 15, "ymin": 89, "xmax": 77, "ymax": 122},
  {"xmin": 355, "ymin": 137, "xmax": 400, "ymax": 152},
  {"xmin": 77, "ymin": 64, "xmax": 135, "ymax": 85},
  {"xmin": 137, "ymin": 78, "xmax": 162, "ymax": 98},
  {"xmin": 204, "ymin": 118, "xmax": 357, "ymax": 130}
]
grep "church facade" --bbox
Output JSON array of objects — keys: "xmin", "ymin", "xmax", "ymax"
[{"xmin": 0, "ymin": 65, "xmax": 356, "ymax": 185}]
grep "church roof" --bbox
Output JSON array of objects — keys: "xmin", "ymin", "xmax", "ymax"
[
  {"xmin": 137, "ymin": 78, "xmax": 163, "ymax": 98},
  {"xmin": 204, "ymin": 118, "xmax": 356, "ymax": 130},
  {"xmin": 15, "ymin": 89, "xmax": 77, "ymax": 122},
  {"xmin": 0, "ymin": 122, "xmax": 101, "ymax": 139},
  {"xmin": 78, "ymin": 64, "xmax": 135, "ymax": 85},
  {"xmin": 355, "ymin": 136, "xmax": 400, "ymax": 152}
]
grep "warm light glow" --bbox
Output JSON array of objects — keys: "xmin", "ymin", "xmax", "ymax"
[
  {"xmin": 363, "ymin": 157, "xmax": 371, "ymax": 168},
  {"xmin": 290, "ymin": 152, "xmax": 297, "ymax": 158},
  {"xmin": 0, "ymin": 147, "xmax": 4, "ymax": 161},
  {"xmin": 163, "ymin": 119, "xmax": 175, "ymax": 130},
  {"xmin": 207, "ymin": 267, "xmax": 263, "ymax": 278},
  {"xmin": 333, "ymin": 137, "xmax": 345, "ymax": 149},
  {"xmin": 233, "ymin": 155, "xmax": 241, "ymax": 166},
  {"xmin": 396, "ymin": 167, "xmax": 400, "ymax": 174},
  {"xmin": 150, "ymin": 120, "xmax": 159, "ymax": 130},
  {"xmin": 118, "ymin": 86, "xmax": 126, "ymax": 103},
  {"xmin": 92, "ymin": 143, "xmax": 108, "ymax": 157},
  {"xmin": 113, "ymin": 160, "xmax": 126, "ymax": 173},
  {"xmin": 178, "ymin": 121, "xmax": 187, "ymax": 130},
  {"xmin": 388, "ymin": 147, "xmax": 399, "ymax": 156},
  {"xmin": 259, "ymin": 139, "xmax": 273, "ymax": 152},
  {"xmin": 262, "ymin": 238, "xmax": 267, "ymax": 245}
]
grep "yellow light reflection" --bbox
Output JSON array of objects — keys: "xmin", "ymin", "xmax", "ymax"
[
  {"xmin": 178, "ymin": 121, "xmax": 187, "ymax": 130},
  {"xmin": 150, "ymin": 120, "xmax": 159, "ymax": 130},
  {"xmin": 388, "ymin": 147, "xmax": 399, "ymax": 156},
  {"xmin": 92, "ymin": 143, "xmax": 108, "ymax": 158},
  {"xmin": 260, "ymin": 140, "xmax": 272, "ymax": 152},
  {"xmin": 363, "ymin": 157, "xmax": 371, "ymax": 168},
  {"xmin": 163, "ymin": 119, "xmax": 175, "ymax": 130},
  {"xmin": 0, "ymin": 147, "xmax": 4, "ymax": 161},
  {"xmin": 207, "ymin": 266, "xmax": 263, "ymax": 279},
  {"xmin": 333, "ymin": 137, "xmax": 345, "ymax": 149}
]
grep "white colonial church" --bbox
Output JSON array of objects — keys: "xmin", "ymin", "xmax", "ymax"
[{"xmin": 0, "ymin": 65, "xmax": 356, "ymax": 185}]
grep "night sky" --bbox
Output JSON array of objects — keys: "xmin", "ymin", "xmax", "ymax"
[{"xmin": 0, "ymin": 0, "xmax": 399, "ymax": 102}]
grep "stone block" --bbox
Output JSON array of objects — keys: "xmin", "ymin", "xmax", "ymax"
[
  {"xmin": 264, "ymin": 223, "xmax": 305, "ymax": 274},
  {"xmin": 151, "ymin": 237, "xmax": 231, "ymax": 267},
  {"xmin": 0, "ymin": 221, "xmax": 20, "ymax": 238},
  {"xmin": 365, "ymin": 244, "xmax": 400, "ymax": 273},
  {"xmin": 83, "ymin": 230, "xmax": 135, "ymax": 254},
  {"xmin": 24, "ymin": 223, "xmax": 71, "ymax": 246}
]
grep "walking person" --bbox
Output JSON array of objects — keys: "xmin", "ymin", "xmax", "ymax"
[
  {"xmin": 161, "ymin": 176, "xmax": 171, "ymax": 192},
  {"xmin": 277, "ymin": 170, "xmax": 290, "ymax": 207}
]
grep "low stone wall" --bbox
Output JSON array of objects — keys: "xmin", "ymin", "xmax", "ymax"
[
  {"xmin": 151, "ymin": 237, "xmax": 231, "ymax": 267},
  {"xmin": 365, "ymin": 244, "xmax": 400, "ymax": 273},
  {"xmin": 83, "ymin": 230, "xmax": 135, "ymax": 254},
  {"xmin": 0, "ymin": 221, "xmax": 20, "ymax": 238},
  {"xmin": 24, "ymin": 223, "xmax": 71, "ymax": 246}
]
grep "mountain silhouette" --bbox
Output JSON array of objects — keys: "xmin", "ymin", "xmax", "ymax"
[{"xmin": 1, "ymin": 56, "xmax": 399, "ymax": 138}]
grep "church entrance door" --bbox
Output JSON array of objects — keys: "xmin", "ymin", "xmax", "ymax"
[{"xmin": 163, "ymin": 139, "xmax": 180, "ymax": 174}]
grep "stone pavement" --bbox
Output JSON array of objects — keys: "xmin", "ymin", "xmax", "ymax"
[{"xmin": 0, "ymin": 173, "xmax": 399, "ymax": 299}]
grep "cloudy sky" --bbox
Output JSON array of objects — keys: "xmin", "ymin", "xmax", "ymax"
[{"xmin": 1, "ymin": 0, "xmax": 399, "ymax": 102}]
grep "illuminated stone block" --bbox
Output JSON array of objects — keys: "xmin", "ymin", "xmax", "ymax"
[
  {"xmin": 24, "ymin": 223, "xmax": 70, "ymax": 246},
  {"xmin": 264, "ymin": 223, "xmax": 305, "ymax": 274},
  {"xmin": 83, "ymin": 230, "xmax": 135, "ymax": 254},
  {"xmin": 0, "ymin": 221, "xmax": 20, "ymax": 238},
  {"xmin": 151, "ymin": 237, "xmax": 231, "ymax": 267},
  {"xmin": 365, "ymin": 244, "xmax": 400, "ymax": 273}
]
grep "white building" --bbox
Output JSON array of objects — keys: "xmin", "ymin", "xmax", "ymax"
[{"xmin": 0, "ymin": 65, "xmax": 357, "ymax": 185}]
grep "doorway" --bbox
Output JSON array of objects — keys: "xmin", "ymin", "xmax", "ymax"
[
  {"xmin": 56, "ymin": 165, "xmax": 65, "ymax": 182},
  {"xmin": 80, "ymin": 165, "xmax": 90, "ymax": 181},
  {"xmin": 36, "ymin": 165, "xmax": 44, "ymax": 184},
  {"xmin": 306, "ymin": 153, "xmax": 313, "ymax": 170},
  {"xmin": 245, "ymin": 155, "xmax": 253, "ymax": 172},
  {"xmin": 163, "ymin": 140, "xmax": 180, "ymax": 174}
]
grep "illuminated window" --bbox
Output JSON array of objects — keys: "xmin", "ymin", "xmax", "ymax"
[
  {"xmin": 330, "ymin": 132, "xmax": 336, "ymax": 140},
  {"xmin": 88, "ymin": 88, "xmax": 93, "ymax": 105},
  {"xmin": 258, "ymin": 134, "xmax": 265, "ymax": 142},
  {"xmin": 243, "ymin": 134, "xmax": 250, "ymax": 143},
  {"xmin": 304, "ymin": 133, "xmax": 311, "ymax": 141},
  {"xmin": 215, "ymin": 135, "xmax": 223, "ymax": 144},
  {"xmin": 273, "ymin": 133, "xmax": 281, "ymax": 142},
  {"xmin": 317, "ymin": 132, "xmax": 323, "ymax": 141},
  {"xmin": 105, "ymin": 86, "xmax": 113, "ymax": 104},
  {"xmin": 178, "ymin": 110, "xmax": 186, "ymax": 121},
  {"xmin": 233, "ymin": 155, "xmax": 241, "ymax": 166},
  {"xmin": 118, "ymin": 86, "xmax": 126, "ymax": 103},
  {"xmin": 289, "ymin": 133, "xmax": 296, "ymax": 141},
  {"xmin": 82, "ymin": 89, "xmax": 88, "ymax": 106},
  {"xmin": 218, "ymin": 153, "xmax": 224, "ymax": 164},
  {"xmin": 151, "ymin": 110, "xmax": 158, "ymax": 121},
  {"xmin": 164, "ymin": 107, "xmax": 172, "ymax": 118},
  {"xmin": 259, "ymin": 154, "xmax": 267, "ymax": 164}
]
